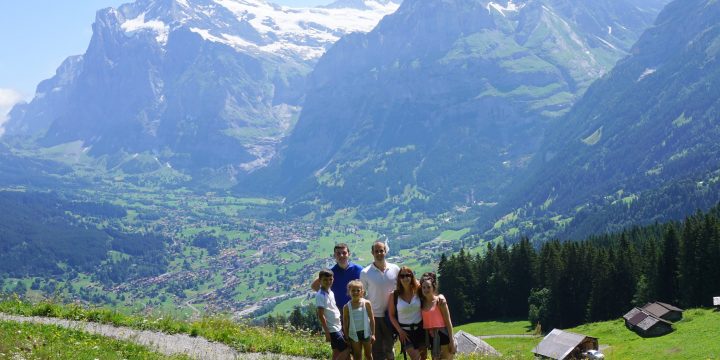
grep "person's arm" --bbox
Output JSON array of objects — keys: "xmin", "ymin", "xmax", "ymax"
[
  {"xmin": 387, "ymin": 293, "xmax": 408, "ymax": 343},
  {"xmin": 317, "ymin": 307, "xmax": 331, "ymax": 342},
  {"xmin": 311, "ymin": 277, "xmax": 320, "ymax": 292},
  {"xmin": 438, "ymin": 295, "xmax": 455, "ymax": 353},
  {"xmin": 366, "ymin": 300, "xmax": 376, "ymax": 344},
  {"xmin": 343, "ymin": 304, "xmax": 349, "ymax": 342}
]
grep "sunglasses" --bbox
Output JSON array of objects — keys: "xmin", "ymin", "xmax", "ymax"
[{"xmin": 399, "ymin": 273, "xmax": 413, "ymax": 278}]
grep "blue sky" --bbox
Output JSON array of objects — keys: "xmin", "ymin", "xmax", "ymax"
[{"xmin": 0, "ymin": 0, "xmax": 331, "ymax": 107}]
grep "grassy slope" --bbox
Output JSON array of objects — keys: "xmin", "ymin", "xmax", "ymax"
[
  {"xmin": 6, "ymin": 296, "xmax": 719, "ymax": 360},
  {"xmin": 457, "ymin": 309, "xmax": 720, "ymax": 359},
  {"xmin": 569, "ymin": 308, "xmax": 720, "ymax": 359},
  {"xmin": 0, "ymin": 298, "xmax": 329, "ymax": 359},
  {"xmin": 0, "ymin": 320, "xmax": 190, "ymax": 360}
]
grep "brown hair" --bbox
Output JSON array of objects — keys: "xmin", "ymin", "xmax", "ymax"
[
  {"xmin": 334, "ymin": 243, "xmax": 349, "ymax": 252},
  {"xmin": 319, "ymin": 269, "xmax": 334, "ymax": 279},
  {"xmin": 419, "ymin": 272, "xmax": 438, "ymax": 306},
  {"xmin": 394, "ymin": 266, "xmax": 419, "ymax": 296}
]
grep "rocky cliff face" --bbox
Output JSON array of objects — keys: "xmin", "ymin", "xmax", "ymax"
[
  {"xmin": 515, "ymin": 0, "xmax": 720, "ymax": 214},
  {"xmin": 4, "ymin": 0, "xmax": 398, "ymax": 185},
  {"xmin": 254, "ymin": 0, "xmax": 665, "ymax": 209}
]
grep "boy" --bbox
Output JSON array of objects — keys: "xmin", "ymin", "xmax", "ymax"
[
  {"xmin": 316, "ymin": 269, "xmax": 350, "ymax": 360},
  {"xmin": 311, "ymin": 243, "xmax": 363, "ymax": 308}
]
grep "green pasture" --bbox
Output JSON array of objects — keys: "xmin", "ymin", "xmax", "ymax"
[{"xmin": 458, "ymin": 308, "xmax": 720, "ymax": 359}]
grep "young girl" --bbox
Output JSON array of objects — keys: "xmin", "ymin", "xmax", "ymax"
[
  {"xmin": 420, "ymin": 272, "xmax": 455, "ymax": 359},
  {"xmin": 343, "ymin": 280, "xmax": 375, "ymax": 360},
  {"xmin": 389, "ymin": 266, "xmax": 426, "ymax": 360}
]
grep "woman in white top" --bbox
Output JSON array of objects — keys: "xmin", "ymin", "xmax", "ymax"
[
  {"xmin": 343, "ymin": 280, "xmax": 375, "ymax": 360},
  {"xmin": 388, "ymin": 266, "xmax": 426, "ymax": 360}
]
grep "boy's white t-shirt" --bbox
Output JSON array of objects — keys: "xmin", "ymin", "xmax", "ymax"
[{"xmin": 316, "ymin": 289, "xmax": 342, "ymax": 333}]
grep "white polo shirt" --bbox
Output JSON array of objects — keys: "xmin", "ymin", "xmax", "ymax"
[
  {"xmin": 360, "ymin": 262, "xmax": 400, "ymax": 316},
  {"xmin": 316, "ymin": 289, "xmax": 342, "ymax": 333}
]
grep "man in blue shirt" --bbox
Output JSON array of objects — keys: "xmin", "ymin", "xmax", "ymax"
[{"xmin": 312, "ymin": 243, "xmax": 363, "ymax": 308}]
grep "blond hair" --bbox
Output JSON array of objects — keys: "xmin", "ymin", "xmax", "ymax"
[{"xmin": 347, "ymin": 279, "xmax": 364, "ymax": 296}]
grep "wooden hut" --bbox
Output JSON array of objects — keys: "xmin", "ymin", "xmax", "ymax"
[
  {"xmin": 642, "ymin": 301, "xmax": 684, "ymax": 322},
  {"xmin": 623, "ymin": 307, "xmax": 673, "ymax": 337},
  {"xmin": 532, "ymin": 329, "xmax": 598, "ymax": 360}
]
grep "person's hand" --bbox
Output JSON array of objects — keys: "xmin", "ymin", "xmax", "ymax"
[
  {"xmin": 398, "ymin": 329, "xmax": 409, "ymax": 344},
  {"xmin": 370, "ymin": 334, "xmax": 376, "ymax": 344},
  {"xmin": 449, "ymin": 339, "xmax": 457, "ymax": 354},
  {"xmin": 438, "ymin": 294, "xmax": 447, "ymax": 305},
  {"xmin": 325, "ymin": 333, "xmax": 331, "ymax": 342}
]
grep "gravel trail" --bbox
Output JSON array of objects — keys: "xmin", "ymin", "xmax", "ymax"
[{"xmin": 0, "ymin": 313, "xmax": 313, "ymax": 360}]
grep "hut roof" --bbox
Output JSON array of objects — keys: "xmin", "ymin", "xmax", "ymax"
[
  {"xmin": 623, "ymin": 307, "xmax": 643, "ymax": 322},
  {"xmin": 624, "ymin": 307, "xmax": 672, "ymax": 330},
  {"xmin": 533, "ymin": 329, "xmax": 595, "ymax": 360},
  {"xmin": 643, "ymin": 302, "xmax": 683, "ymax": 318},
  {"xmin": 453, "ymin": 330, "xmax": 500, "ymax": 356}
]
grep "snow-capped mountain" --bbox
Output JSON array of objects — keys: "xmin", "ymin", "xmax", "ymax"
[
  {"xmin": 3, "ymin": 0, "xmax": 398, "ymax": 185},
  {"xmin": 116, "ymin": 0, "xmax": 399, "ymax": 61},
  {"xmin": 249, "ymin": 0, "xmax": 668, "ymax": 208}
]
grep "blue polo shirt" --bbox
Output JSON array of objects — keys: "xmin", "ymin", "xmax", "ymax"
[{"xmin": 331, "ymin": 262, "xmax": 363, "ymax": 308}]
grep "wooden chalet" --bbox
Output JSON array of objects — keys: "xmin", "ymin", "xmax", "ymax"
[
  {"xmin": 532, "ymin": 329, "xmax": 598, "ymax": 360},
  {"xmin": 641, "ymin": 301, "xmax": 684, "ymax": 322},
  {"xmin": 623, "ymin": 307, "xmax": 673, "ymax": 337}
]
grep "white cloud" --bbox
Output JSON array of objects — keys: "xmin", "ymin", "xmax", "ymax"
[{"xmin": 0, "ymin": 88, "xmax": 26, "ymax": 136}]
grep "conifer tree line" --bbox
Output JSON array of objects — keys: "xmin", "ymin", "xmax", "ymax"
[{"xmin": 437, "ymin": 204, "xmax": 720, "ymax": 330}]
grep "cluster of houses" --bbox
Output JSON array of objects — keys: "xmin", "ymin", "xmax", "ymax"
[{"xmin": 622, "ymin": 301, "xmax": 684, "ymax": 337}]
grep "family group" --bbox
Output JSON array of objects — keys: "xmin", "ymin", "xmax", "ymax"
[{"xmin": 311, "ymin": 241, "xmax": 455, "ymax": 360}]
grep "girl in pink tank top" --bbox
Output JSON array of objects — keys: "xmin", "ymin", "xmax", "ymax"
[{"xmin": 420, "ymin": 272, "xmax": 455, "ymax": 359}]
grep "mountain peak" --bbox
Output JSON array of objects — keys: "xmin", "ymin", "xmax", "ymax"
[
  {"xmin": 100, "ymin": 0, "xmax": 399, "ymax": 61},
  {"xmin": 485, "ymin": 0, "xmax": 526, "ymax": 16},
  {"xmin": 323, "ymin": 0, "xmax": 399, "ymax": 10}
]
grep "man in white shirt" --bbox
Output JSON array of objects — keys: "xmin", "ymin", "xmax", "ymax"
[{"xmin": 360, "ymin": 241, "xmax": 400, "ymax": 360}]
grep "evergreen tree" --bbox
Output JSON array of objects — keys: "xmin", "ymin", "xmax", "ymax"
[
  {"xmin": 586, "ymin": 249, "xmax": 613, "ymax": 322},
  {"xmin": 610, "ymin": 233, "xmax": 637, "ymax": 316},
  {"xmin": 556, "ymin": 242, "xmax": 591, "ymax": 327},
  {"xmin": 439, "ymin": 250, "xmax": 475, "ymax": 323},
  {"xmin": 507, "ymin": 237, "xmax": 537, "ymax": 318},
  {"xmin": 679, "ymin": 213, "xmax": 703, "ymax": 307},
  {"xmin": 472, "ymin": 252, "xmax": 490, "ymax": 320},
  {"xmin": 657, "ymin": 225, "xmax": 681, "ymax": 303},
  {"xmin": 697, "ymin": 214, "xmax": 720, "ymax": 306}
]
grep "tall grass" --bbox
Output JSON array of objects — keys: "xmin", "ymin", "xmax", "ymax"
[{"xmin": 0, "ymin": 295, "xmax": 329, "ymax": 358}]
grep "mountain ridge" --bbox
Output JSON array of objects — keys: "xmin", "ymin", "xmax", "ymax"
[
  {"xmin": 2, "ymin": 0, "xmax": 399, "ymax": 185},
  {"xmin": 490, "ymin": 0, "xmax": 720, "ymax": 240},
  {"xmin": 247, "ymin": 0, "xmax": 666, "ymax": 210}
]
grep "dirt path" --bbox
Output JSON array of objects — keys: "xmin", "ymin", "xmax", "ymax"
[
  {"xmin": 0, "ymin": 313, "xmax": 313, "ymax": 360},
  {"xmin": 478, "ymin": 334, "xmax": 539, "ymax": 339}
]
